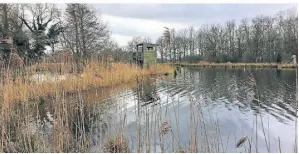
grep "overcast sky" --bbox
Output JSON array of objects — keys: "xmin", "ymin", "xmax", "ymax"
[{"xmin": 58, "ymin": 3, "xmax": 297, "ymax": 47}]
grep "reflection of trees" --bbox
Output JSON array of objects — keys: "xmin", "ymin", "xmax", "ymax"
[
  {"xmin": 248, "ymin": 69, "xmax": 297, "ymax": 120},
  {"xmin": 163, "ymin": 67, "xmax": 297, "ymax": 123},
  {"xmin": 134, "ymin": 77, "xmax": 159, "ymax": 107}
]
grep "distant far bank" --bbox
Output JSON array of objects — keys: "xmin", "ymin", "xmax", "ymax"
[{"xmin": 171, "ymin": 62, "xmax": 297, "ymax": 69}]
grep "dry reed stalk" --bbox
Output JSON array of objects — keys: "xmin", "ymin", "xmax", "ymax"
[
  {"xmin": 278, "ymin": 136, "xmax": 282, "ymax": 153},
  {"xmin": 236, "ymin": 136, "xmax": 248, "ymax": 148},
  {"xmin": 103, "ymin": 135, "xmax": 130, "ymax": 153}
]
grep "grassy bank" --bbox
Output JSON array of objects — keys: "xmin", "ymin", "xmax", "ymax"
[
  {"xmin": 0, "ymin": 62, "xmax": 174, "ymax": 105},
  {"xmin": 172, "ymin": 62, "xmax": 297, "ymax": 69}
]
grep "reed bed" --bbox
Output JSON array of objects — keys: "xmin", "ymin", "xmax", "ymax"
[
  {"xmin": 0, "ymin": 62, "xmax": 174, "ymax": 105},
  {"xmin": 31, "ymin": 63, "xmax": 67, "ymax": 73}
]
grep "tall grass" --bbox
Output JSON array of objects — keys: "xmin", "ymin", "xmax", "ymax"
[
  {"xmin": 0, "ymin": 62, "xmax": 174, "ymax": 105},
  {"xmin": 0, "ymin": 61, "xmax": 173, "ymax": 152}
]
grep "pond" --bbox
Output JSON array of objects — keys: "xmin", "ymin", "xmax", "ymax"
[
  {"xmin": 6, "ymin": 67, "xmax": 297, "ymax": 153},
  {"xmin": 85, "ymin": 67, "xmax": 297, "ymax": 153}
]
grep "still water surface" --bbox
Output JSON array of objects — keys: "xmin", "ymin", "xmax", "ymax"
[{"xmin": 81, "ymin": 67, "xmax": 297, "ymax": 153}]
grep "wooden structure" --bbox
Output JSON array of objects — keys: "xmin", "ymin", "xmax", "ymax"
[
  {"xmin": 0, "ymin": 35, "xmax": 13, "ymax": 53},
  {"xmin": 132, "ymin": 43, "xmax": 157, "ymax": 68},
  {"xmin": 1, "ymin": 36, "xmax": 13, "ymax": 46},
  {"xmin": 0, "ymin": 34, "xmax": 24, "ymax": 66},
  {"xmin": 10, "ymin": 48, "xmax": 24, "ymax": 67}
]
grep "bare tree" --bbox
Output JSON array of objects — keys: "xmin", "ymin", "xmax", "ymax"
[
  {"xmin": 157, "ymin": 7, "xmax": 297, "ymax": 63},
  {"xmin": 63, "ymin": 4, "xmax": 109, "ymax": 72},
  {"xmin": 20, "ymin": 4, "xmax": 60, "ymax": 32},
  {"xmin": 18, "ymin": 4, "xmax": 62, "ymax": 60},
  {"xmin": 163, "ymin": 27, "xmax": 171, "ymax": 61},
  {"xmin": 156, "ymin": 36, "xmax": 165, "ymax": 62},
  {"xmin": 188, "ymin": 26, "xmax": 195, "ymax": 56}
]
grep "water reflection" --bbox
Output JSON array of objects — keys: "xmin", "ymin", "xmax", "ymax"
[
  {"xmin": 109, "ymin": 67, "xmax": 297, "ymax": 152},
  {"xmin": 133, "ymin": 77, "xmax": 160, "ymax": 107},
  {"xmin": 160, "ymin": 67, "xmax": 297, "ymax": 123},
  {"xmin": 12, "ymin": 67, "xmax": 296, "ymax": 153}
]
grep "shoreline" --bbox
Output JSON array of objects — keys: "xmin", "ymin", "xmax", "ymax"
[{"xmin": 171, "ymin": 62, "xmax": 297, "ymax": 69}]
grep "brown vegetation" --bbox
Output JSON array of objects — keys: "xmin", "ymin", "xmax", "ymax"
[
  {"xmin": 173, "ymin": 62, "xmax": 297, "ymax": 69},
  {"xmin": 0, "ymin": 62, "xmax": 174, "ymax": 105}
]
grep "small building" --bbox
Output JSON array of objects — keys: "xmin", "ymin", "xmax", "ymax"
[
  {"xmin": 0, "ymin": 36, "xmax": 13, "ymax": 53},
  {"xmin": 10, "ymin": 48, "xmax": 24, "ymax": 68},
  {"xmin": 132, "ymin": 43, "xmax": 157, "ymax": 68},
  {"xmin": 0, "ymin": 35, "xmax": 24, "ymax": 70}
]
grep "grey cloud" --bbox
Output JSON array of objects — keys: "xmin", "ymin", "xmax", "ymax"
[
  {"xmin": 109, "ymin": 25, "xmax": 149, "ymax": 37},
  {"xmin": 57, "ymin": 3, "xmax": 298, "ymax": 45},
  {"xmin": 96, "ymin": 3, "xmax": 297, "ymax": 26}
]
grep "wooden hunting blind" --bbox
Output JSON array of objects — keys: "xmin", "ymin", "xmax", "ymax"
[
  {"xmin": 0, "ymin": 35, "xmax": 15, "ymax": 61},
  {"xmin": 0, "ymin": 36, "xmax": 13, "ymax": 51},
  {"xmin": 132, "ymin": 43, "xmax": 157, "ymax": 68}
]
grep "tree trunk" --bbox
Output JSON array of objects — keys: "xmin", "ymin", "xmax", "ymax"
[
  {"xmin": 160, "ymin": 46, "xmax": 164, "ymax": 63},
  {"xmin": 79, "ymin": 5, "xmax": 87, "ymax": 66},
  {"xmin": 183, "ymin": 46, "xmax": 186, "ymax": 59},
  {"xmin": 3, "ymin": 4, "xmax": 9, "ymax": 37},
  {"xmin": 73, "ymin": 6, "xmax": 81, "ymax": 73}
]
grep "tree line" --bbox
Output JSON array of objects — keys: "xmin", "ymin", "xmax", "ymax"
[
  {"xmin": 128, "ymin": 7, "xmax": 298, "ymax": 63},
  {"xmin": 1, "ymin": 4, "xmax": 297, "ymax": 69}
]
